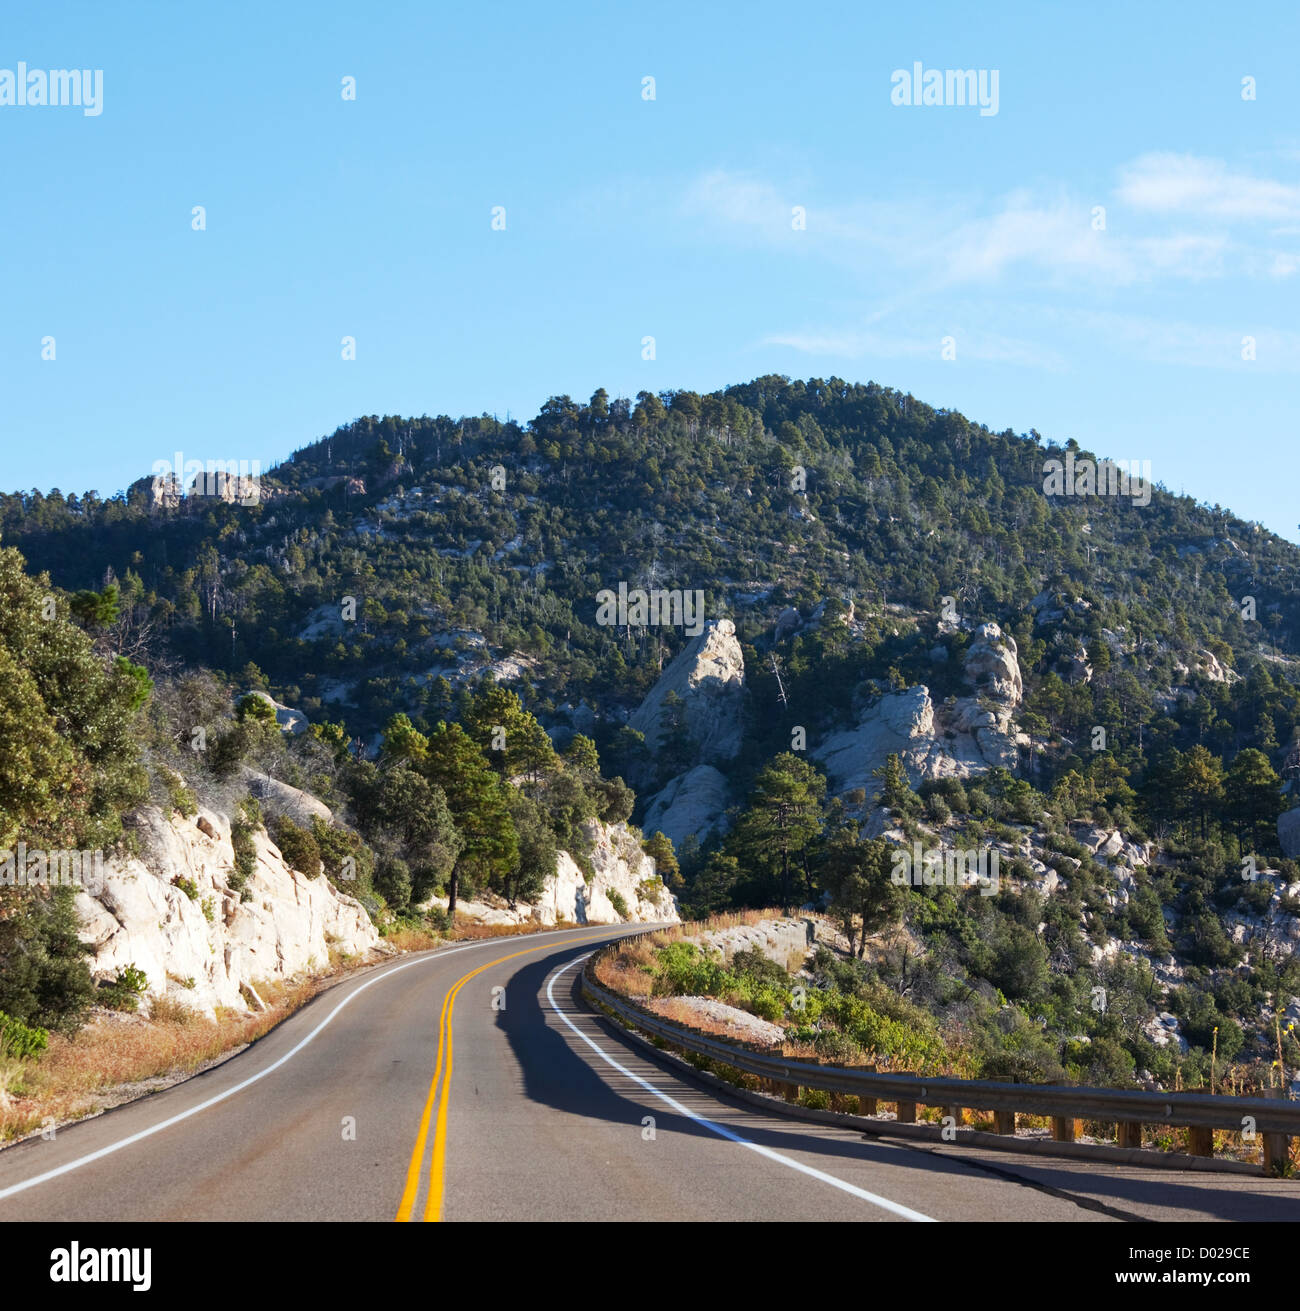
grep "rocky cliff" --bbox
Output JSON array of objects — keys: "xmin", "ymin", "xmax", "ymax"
[
  {"xmin": 815, "ymin": 621, "xmax": 1026, "ymax": 801},
  {"xmin": 630, "ymin": 619, "xmax": 745, "ymax": 764},
  {"xmin": 428, "ymin": 818, "xmax": 680, "ymax": 927},
  {"xmin": 640, "ymin": 764, "xmax": 731, "ymax": 851},
  {"xmin": 76, "ymin": 806, "xmax": 380, "ymax": 1020}
]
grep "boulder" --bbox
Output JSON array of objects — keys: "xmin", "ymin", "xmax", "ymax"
[
  {"xmin": 774, "ymin": 607, "xmax": 802, "ymax": 640},
  {"xmin": 1143, "ymin": 1011, "xmax": 1189, "ymax": 1055},
  {"xmin": 964, "ymin": 622, "xmax": 1023, "ymax": 706}
]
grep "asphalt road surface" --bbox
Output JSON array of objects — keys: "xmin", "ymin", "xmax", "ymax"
[{"xmin": 1, "ymin": 925, "xmax": 1296, "ymax": 1222}]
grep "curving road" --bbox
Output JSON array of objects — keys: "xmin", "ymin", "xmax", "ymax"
[{"xmin": 0, "ymin": 925, "xmax": 1296, "ymax": 1223}]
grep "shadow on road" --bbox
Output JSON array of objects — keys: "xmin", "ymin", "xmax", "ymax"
[{"xmin": 496, "ymin": 945, "xmax": 1300, "ymax": 1223}]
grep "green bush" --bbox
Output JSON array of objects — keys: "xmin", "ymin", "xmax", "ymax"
[
  {"xmin": 608, "ymin": 890, "xmax": 629, "ymax": 920},
  {"xmin": 812, "ymin": 1028, "xmax": 862, "ymax": 1063},
  {"xmin": 0, "ymin": 1009, "xmax": 49, "ymax": 1060},
  {"xmin": 164, "ymin": 769, "xmax": 197, "ymax": 819},
  {"xmin": 748, "ymin": 987, "xmax": 786, "ymax": 1022},
  {"xmin": 269, "ymin": 815, "xmax": 322, "ymax": 878},
  {"xmin": 311, "ymin": 817, "xmax": 375, "ymax": 889},
  {"xmin": 228, "ymin": 797, "xmax": 261, "ymax": 898},
  {"xmin": 100, "ymin": 964, "xmax": 148, "ymax": 1012},
  {"xmin": 730, "ymin": 948, "xmax": 789, "ymax": 988},
  {"xmin": 172, "ymin": 875, "xmax": 199, "ymax": 901},
  {"xmin": 0, "ymin": 886, "xmax": 98, "ymax": 1035},
  {"xmin": 655, "ymin": 941, "xmax": 734, "ymax": 997},
  {"xmin": 924, "ymin": 793, "xmax": 952, "ymax": 824}
]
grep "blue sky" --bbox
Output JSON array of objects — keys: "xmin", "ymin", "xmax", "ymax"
[{"xmin": 3, "ymin": 1, "xmax": 1298, "ymax": 540}]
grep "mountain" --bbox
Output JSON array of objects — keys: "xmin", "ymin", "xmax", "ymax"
[{"xmin": 3, "ymin": 374, "xmax": 1300, "ymax": 1092}]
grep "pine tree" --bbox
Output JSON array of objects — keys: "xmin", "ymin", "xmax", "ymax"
[
  {"xmin": 731, "ymin": 753, "xmax": 826, "ymax": 911},
  {"xmin": 421, "ymin": 723, "xmax": 518, "ymax": 916}
]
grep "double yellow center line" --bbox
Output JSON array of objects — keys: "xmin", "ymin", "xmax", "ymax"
[{"xmin": 394, "ymin": 929, "xmax": 610, "ymax": 1222}]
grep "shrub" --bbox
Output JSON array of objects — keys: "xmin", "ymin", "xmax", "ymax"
[
  {"xmin": 0, "ymin": 886, "xmax": 98, "ymax": 1035},
  {"xmin": 269, "ymin": 815, "xmax": 322, "ymax": 878},
  {"xmin": 163, "ymin": 769, "xmax": 198, "ymax": 819},
  {"xmin": 172, "ymin": 875, "xmax": 199, "ymax": 901},
  {"xmin": 100, "ymin": 964, "xmax": 148, "ymax": 1012},
  {"xmin": 0, "ymin": 1009, "xmax": 48, "ymax": 1060},
  {"xmin": 730, "ymin": 947, "xmax": 789, "ymax": 987},
  {"xmin": 924, "ymin": 793, "xmax": 952, "ymax": 824},
  {"xmin": 311, "ymin": 817, "xmax": 375, "ymax": 890},
  {"xmin": 812, "ymin": 1028, "xmax": 862, "ymax": 1063},
  {"xmin": 375, "ymin": 856, "xmax": 413, "ymax": 910},
  {"xmin": 656, "ymin": 941, "xmax": 733, "ymax": 997},
  {"xmin": 608, "ymin": 890, "xmax": 629, "ymax": 920},
  {"xmin": 228, "ymin": 797, "xmax": 261, "ymax": 898},
  {"xmin": 748, "ymin": 988, "xmax": 786, "ymax": 1022}
]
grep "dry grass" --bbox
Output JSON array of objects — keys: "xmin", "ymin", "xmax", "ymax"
[
  {"xmin": 646, "ymin": 997, "xmax": 783, "ymax": 1047},
  {"xmin": 447, "ymin": 918, "xmax": 551, "ymax": 941},
  {"xmin": 0, "ymin": 947, "xmax": 388, "ymax": 1144},
  {"xmin": 592, "ymin": 934, "xmax": 659, "ymax": 998},
  {"xmin": 0, "ymin": 997, "xmax": 308, "ymax": 1143},
  {"xmin": 382, "ymin": 926, "xmax": 445, "ymax": 953}
]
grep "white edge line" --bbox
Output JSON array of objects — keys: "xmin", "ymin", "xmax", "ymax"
[
  {"xmin": 0, "ymin": 926, "xmax": 620, "ymax": 1203},
  {"xmin": 546, "ymin": 954, "xmax": 937, "ymax": 1223}
]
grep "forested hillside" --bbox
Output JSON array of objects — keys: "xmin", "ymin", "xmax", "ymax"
[{"xmin": 4, "ymin": 375, "xmax": 1300, "ymax": 1094}]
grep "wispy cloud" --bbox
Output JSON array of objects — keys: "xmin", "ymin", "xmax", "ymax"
[
  {"xmin": 1117, "ymin": 152, "xmax": 1300, "ymax": 222},
  {"xmin": 686, "ymin": 155, "xmax": 1300, "ymax": 377},
  {"xmin": 680, "ymin": 169, "xmax": 1239, "ymax": 288},
  {"xmin": 935, "ymin": 195, "xmax": 1226, "ymax": 285}
]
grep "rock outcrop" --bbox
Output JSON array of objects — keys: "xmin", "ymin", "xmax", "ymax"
[
  {"xmin": 428, "ymin": 819, "xmax": 680, "ymax": 928},
  {"xmin": 76, "ymin": 806, "xmax": 379, "ymax": 1020},
  {"xmin": 241, "ymin": 690, "xmax": 309, "ymax": 735},
  {"xmin": 641, "ymin": 765, "xmax": 731, "ymax": 850},
  {"xmin": 629, "ymin": 619, "xmax": 745, "ymax": 765},
  {"xmin": 239, "ymin": 767, "xmax": 333, "ymax": 826},
  {"xmin": 815, "ymin": 622, "xmax": 1025, "ymax": 798},
  {"xmin": 683, "ymin": 916, "xmax": 813, "ymax": 971},
  {"xmin": 1280, "ymin": 807, "xmax": 1300, "ymax": 859},
  {"xmin": 963, "ymin": 622, "xmax": 1023, "ymax": 705}
]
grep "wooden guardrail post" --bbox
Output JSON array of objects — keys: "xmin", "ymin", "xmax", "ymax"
[
  {"xmin": 578, "ymin": 969, "xmax": 1300, "ymax": 1177},
  {"xmin": 858, "ymin": 1065, "xmax": 877, "ymax": 1115},
  {"xmin": 1261, "ymin": 1132, "xmax": 1290, "ymax": 1175}
]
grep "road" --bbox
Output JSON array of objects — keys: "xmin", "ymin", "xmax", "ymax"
[{"xmin": 0, "ymin": 924, "xmax": 1295, "ymax": 1222}]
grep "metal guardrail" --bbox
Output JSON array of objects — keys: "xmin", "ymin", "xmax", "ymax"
[{"xmin": 582, "ymin": 956, "xmax": 1299, "ymax": 1175}]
